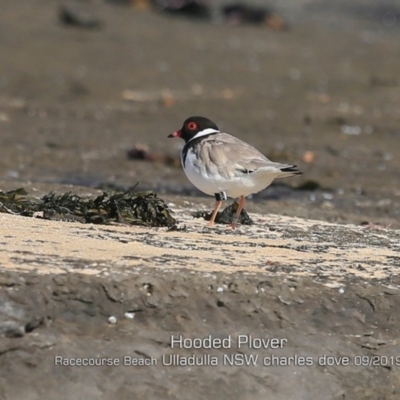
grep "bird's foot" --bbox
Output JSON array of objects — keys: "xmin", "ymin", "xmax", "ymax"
[{"xmin": 231, "ymin": 216, "xmax": 238, "ymax": 229}]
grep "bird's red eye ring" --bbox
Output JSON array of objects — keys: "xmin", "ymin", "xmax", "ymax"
[{"xmin": 187, "ymin": 122, "xmax": 197, "ymax": 130}]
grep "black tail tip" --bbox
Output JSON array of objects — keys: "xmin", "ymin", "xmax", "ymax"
[{"xmin": 281, "ymin": 165, "xmax": 302, "ymax": 175}]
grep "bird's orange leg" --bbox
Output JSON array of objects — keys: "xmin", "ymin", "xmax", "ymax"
[
  {"xmin": 209, "ymin": 200, "xmax": 222, "ymax": 226},
  {"xmin": 209, "ymin": 191, "xmax": 227, "ymax": 227},
  {"xmin": 231, "ymin": 195, "xmax": 246, "ymax": 229}
]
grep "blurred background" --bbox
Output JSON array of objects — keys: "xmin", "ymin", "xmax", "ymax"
[{"xmin": 0, "ymin": 0, "xmax": 399, "ymax": 227}]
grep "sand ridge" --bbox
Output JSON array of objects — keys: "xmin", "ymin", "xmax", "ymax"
[{"xmin": 1, "ymin": 210, "xmax": 399, "ymax": 284}]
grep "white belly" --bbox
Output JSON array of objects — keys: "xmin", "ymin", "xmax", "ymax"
[{"xmin": 182, "ymin": 151, "xmax": 275, "ymax": 198}]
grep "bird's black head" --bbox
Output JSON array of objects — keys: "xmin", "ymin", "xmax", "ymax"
[{"xmin": 168, "ymin": 116, "xmax": 219, "ymax": 143}]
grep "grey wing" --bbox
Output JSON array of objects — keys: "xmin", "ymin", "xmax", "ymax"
[{"xmin": 195, "ymin": 133, "xmax": 298, "ymax": 179}]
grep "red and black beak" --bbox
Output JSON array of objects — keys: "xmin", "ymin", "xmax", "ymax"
[{"xmin": 168, "ymin": 130, "xmax": 181, "ymax": 138}]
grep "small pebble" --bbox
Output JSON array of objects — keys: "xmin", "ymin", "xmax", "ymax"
[
  {"xmin": 124, "ymin": 312, "xmax": 135, "ymax": 319},
  {"xmin": 0, "ymin": 112, "xmax": 10, "ymax": 122},
  {"xmin": 321, "ymin": 200, "xmax": 334, "ymax": 210},
  {"xmin": 108, "ymin": 316, "xmax": 117, "ymax": 324},
  {"xmin": 322, "ymin": 192, "xmax": 333, "ymax": 200},
  {"xmin": 341, "ymin": 125, "xmax": 361, "ymax": 135}
]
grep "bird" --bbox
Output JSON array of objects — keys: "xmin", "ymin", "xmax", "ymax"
[{"xmin": 168, "ymin": 116, "xmax": 302, "ymax": 228}]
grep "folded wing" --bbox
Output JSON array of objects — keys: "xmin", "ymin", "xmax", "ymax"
[{"xmin": 193, "ymin": 132, "xmax": 302, "ymax": 179}]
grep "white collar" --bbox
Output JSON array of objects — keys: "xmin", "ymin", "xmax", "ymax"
[{"xmin": 189, "ymin": 128, "xmax": 220, "ymax": 142}]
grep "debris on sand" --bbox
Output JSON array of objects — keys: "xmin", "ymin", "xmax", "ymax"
[
  {"xmin": 0, "ymin": 188, "xmax": 176, "ymax": 227},
  {"xmin": 110, "ymin": 0, "xmax": 288, "ymax": 30},
  {"xmin": 302, "ymin": 151, "xmax": 315, "ymax": 164},
  {"xmin": 106, "ymin": 0, "xmax": 151, "ymax": 9},
  {"xmin": 127, "ymin": 144, "xmax": 181, "ymax": 167},
  {"xmin": 295, "ymin": 180, "xmax": 322, "ymax": 191},
  {"xmin": 222, "ymin": 3, "xmax": 288, "ymax": 30},
  {"xmin": 59, "ymin": 6, "xmax": 103, "ymax": 29},
  {"xmin": 121, "ymin": 86, "xmax": 237, "ymax": 106},
  {"xmin": 122, "ymin": 89, "xmax": 176, "ymax": 107},
  {"xmin": 192, "ymin": 201, "xmax": 253, "ymax": 225},
  {"xmin": 152, "ymin": 0, "xmax": 210, "ymax": 19}
]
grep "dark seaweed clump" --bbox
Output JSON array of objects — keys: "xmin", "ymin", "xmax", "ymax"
[
  {"xmin": 192, "ymin": 201, "xmax": 253, "ymax": 225},
  {"xmin": 0, "ymin": 188, "xmax": 176, "ymax": 227}
]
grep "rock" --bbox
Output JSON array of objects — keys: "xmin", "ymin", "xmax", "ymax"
[{"xmin": 0, "ymin": 210, "xmax": 400, "ymax": 399}]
